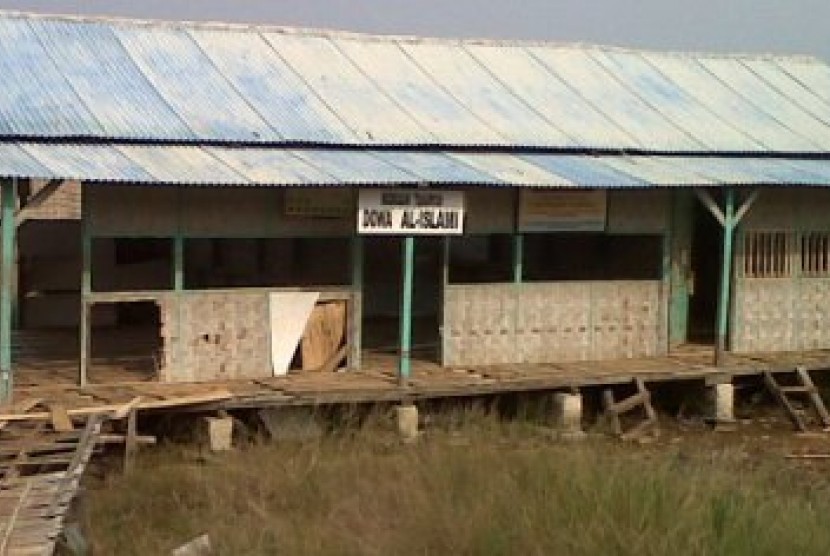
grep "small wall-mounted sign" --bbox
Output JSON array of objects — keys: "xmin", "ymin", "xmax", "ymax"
[
  {"xmin": 357, "ymin": 189, "xmax": 465, "ymax": 235},
  {"xmin": 284, "ymin": 189, "xmax": 352, "ymax": 218},
  {"xmin": 518, "ymin": 189, "xmax": 607, "ymax": 232}
]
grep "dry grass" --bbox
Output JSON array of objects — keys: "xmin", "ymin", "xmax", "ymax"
[{"xmin": 81, "ymin": 413, "xmax": 830, "ymax": 555}]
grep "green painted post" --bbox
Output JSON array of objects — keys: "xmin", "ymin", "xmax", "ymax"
[
  {"xmin": 173, "ymin": 189, "xmax": 185, "ymax": 379},
  {"xmin": 661, "ymin": 231, "xmax": 672, "ymax": 353},
  {"xmin": 79, "ymin": 183, "xmax": 91, "ymax": 387},
  {"xmin": 513, "ymin": 233, "xmax": 524, "ymax": 284},
  {"xmin": 0, "ymin": 179, "xmax": 17, "ymax": 401},
  {"xmin": 173, "ymin": 234, "xmax": 184, "ymax": 291},
  {"xmin": 669, "ymin": 190, "xmax": 693, "ymax": 345},
  {"xmin": 350, "ymin": 236, "xmax": 363, "ymax": 370},
  {"xmin": 398, "ymin": 236, "xmax": 415, "ymax": 383},
  {"xmin": 715, "ymin": 188, "xmax": 736, "ymax": 363}
]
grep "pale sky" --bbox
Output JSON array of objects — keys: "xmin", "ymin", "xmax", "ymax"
[{"xmin": 1, "ymin": 0, "xmax": 829, "ymax": 61}]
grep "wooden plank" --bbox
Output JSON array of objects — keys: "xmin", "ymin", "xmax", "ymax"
[
  {"xmin": 796, "ymin": 366, "xmax": 830, "ymax": 428},
  {"xmin": 124, "ymin": 408, "xmax": 137, "ymax": 475},
  {"xmin": 111, "ymin": 397, "xmax": 142, "ymax": 421},
  {"xmin": 0, "ymin": 391, "xmax": 232, "ymax": 423},
  {"xmin": 636, "ymin": 378, "xmax": 659, "ymax": 425},
  {"xmin": 47, "ymin": 406, "xmax": 73, "ymax": 433},
  {"xmin": 764, "ymin": 371, "xmax": 806, "ymax": 431},
  {"xmin": 602, "ymin": 389, "xmax": 622, "ymax": 437},
  {"xmin": 301, "ymin": 301, "xmax": 346, "ymax": 371},
  {"xmin": 607, "ymin": 391, "xmax": 650, "ymax": 415}
]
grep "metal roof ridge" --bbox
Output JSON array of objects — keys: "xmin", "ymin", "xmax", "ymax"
[
  {"xmin": 0, "ymin": 9, "xmax": 821, "ymax": 64},
  {"xmin": 5, "ymin": 139, "xmax": 830, "ymax": 160}
]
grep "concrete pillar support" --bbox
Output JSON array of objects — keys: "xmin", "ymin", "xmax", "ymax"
[
  {"xmin": 395, "ymin": 404, "xmax": 419, "ymax": 443},
  {"xmin": 553, "ymin": 392, "xmax": 586, "ymax": 440},
  {"xmin": 707, "ymin": 382, "xmax": 736, "ymax": 428},
  {"xmin": 204, "ymin": 416, "xmax": 234, "ymax": 451}
]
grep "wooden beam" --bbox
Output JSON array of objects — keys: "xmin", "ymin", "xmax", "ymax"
[
  {"xmin": 733, "ymin": 189, "xmax": 760, "ymax": 225},
  {"xmin": 694, "ymin": 189, "xmax": 725, "ymax": 227},
  {"xmin": 14, "ymin": 179, "xmax": 61, "ymax": 226}
]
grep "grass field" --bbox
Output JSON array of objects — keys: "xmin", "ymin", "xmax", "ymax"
[{"xmin": 81, "ymin": 413, "xmax": 830, "ymax": 555}]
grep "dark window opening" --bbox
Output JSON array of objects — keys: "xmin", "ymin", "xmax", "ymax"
[
  {"xmin": 89, "ymin": 300, "xmax": 161, "ymax": 383},
  {"xmin": 114, "ymin": 238, "xmax": 171, "ymax": 265},
  {"xmin": 448, "ymin": 235, "xmax": 513, "ymax": 284},
  {"xmin": 185, "ymin": 237, "xmax": 351, "ymax": 289},
  {"xmin": 523, "ymin": 233, "xmax": 661, "ymax": 282},
  {"xmin": 801, "ymin": 232, "xmax": 830, "ymax": 277},
  {"xmin": 95, "ymin": 238, "xmax": 172, "ymax": 291},
  {"xmin": 743, "ymin": 231, "xmax": 791, "ymax": 278}
]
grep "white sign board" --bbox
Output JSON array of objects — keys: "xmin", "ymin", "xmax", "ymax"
[
  {"xmin": 518, "ymin": 190, "xmax": 607, "ymax": 232},
  {"xmin": 357, "ymin": 189, "xmax": 465, "ymax": 235}
]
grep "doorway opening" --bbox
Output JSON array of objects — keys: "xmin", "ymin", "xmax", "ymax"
[
  {"xmin": 89, "ymin": 300, "xmax": 162, "ymax": 383},
  {"xmin": 687, "ymin": 195, "xmax": 723, "ymax": 344},
  {"xmin": 361, "ymin": 237, "xmax": 443, "ymax": 364}
]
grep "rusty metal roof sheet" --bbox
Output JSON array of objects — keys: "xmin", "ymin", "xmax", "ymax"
[{"xmin": 3, "ymin": 11, "xmax": 830, "ymax": 153}]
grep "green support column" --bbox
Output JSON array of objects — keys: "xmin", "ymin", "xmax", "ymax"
[
  {"xmin": 398, "ymin": 236, "xmax": 415, "ymax": 384},
  {"xmin": 715, "ymin": 188, "xmax": 736, "ymax": 363},
  {"xmin": 79, "ymin": 183, "xmax": 91, "ymax": 387},
  {"xmin": 173, "ymin": 234, "xmax": 184, "ymax": 291},
  {"xmin": 669, "ymin": 190, "xmax": 693, "ymax": 346},
  {"xmin": 350, "ymin": 236, "xmax": 363, "ymax": 370},
  {"xmin": 513, "ymin": 233, "xmax": 524, "ymax": 284},
  {"xmin": 661, "ymin": 231, "xmax": 672, "ymax": 353},
  {"xmin": 173, "ymin": 189, "xmax": 185, "ymax": 377},
  {"xmin": 0, "ymin": 179, "xmax": 17, "ymax": 401},
  {"xmin": 439, "ymin": 236, "xmax": 451, "ymax": 365}
]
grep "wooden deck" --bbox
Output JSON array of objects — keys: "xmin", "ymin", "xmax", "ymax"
[
  {"xmin": 0, "ymin": 415, "xmax": 103, "ymax": 555},
  {"xmin": 6, "ymin": 343, "xmax": 830, "ymax": 415}
]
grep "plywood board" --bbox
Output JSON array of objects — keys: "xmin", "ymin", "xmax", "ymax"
[
  {"xmin": 269, "ymin": 292, "xmax": 320, "ymax": 376},
  {"xmin": 302, "ymin": 301, "xmax": 347, "ymax": 371}
]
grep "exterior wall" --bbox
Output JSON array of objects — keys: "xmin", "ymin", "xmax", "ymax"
[
  {"xmin": 87, "ymin": 185, "xmax": 670, "ymax": 237},
  {"xmin": 159, "ymin": 291, "xmax": 271, "ymax": 382},
  {"xmin": 156, "ymin": 288, "xmax": 353, "ymax": 382},
  {"xmin": 732, "ymin": 278, "xmax": 830, "ymax": 352},
  {"xmin": 733, "ymin": 188, "xmax": 830, "ymax": 352},
  {"xmin": 607, "ymin": 189, "xmax": 670, "ymax": 234},
  {"xmin": 442, "ymin": 281, "xmax": 662, "ymax": 366},
  {"xmin": 87, "ymin": 185, "xmax": 353, "ymax": 238}
]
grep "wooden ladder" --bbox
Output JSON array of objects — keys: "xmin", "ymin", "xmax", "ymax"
[
  {"xmin": 603, "ymin": 377, "xmax": 659, "ymax": 441},
  {"xmin": 764, "ymin": 367, "xmax": 830, "ymax": 432}
]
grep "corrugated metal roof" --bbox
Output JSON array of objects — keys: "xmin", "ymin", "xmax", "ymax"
[
  {"xmin": 3, "ymin": 142, "xmax": 830, "ymax": 189},
  {"xmin": 3, "ymin": 11, "xmax": 830, "ymax": 153}
]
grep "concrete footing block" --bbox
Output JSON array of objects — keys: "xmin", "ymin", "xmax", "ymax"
[
  {"xmin": 396, "ymin": 404, "xmax": 420, "ymax": 442},
  {"xmin": 553, "ymin": 392, "xmax": 586, "ymax": 440},
  {"xmin": 204, "ymin": 416, "xmax": 234, "ymax": 452},
  {"xmin": 707, "ymin": 383, "xmax": 736, "ymax": 429}
]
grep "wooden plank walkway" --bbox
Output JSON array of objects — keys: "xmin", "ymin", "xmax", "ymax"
[
  {"xmin": 0, "ymin": 347, "xmax": 828, "ymax": 553},
  {"xmin": 0, "ymin": 415, "xmax": 103, "ymax": 556},
  {"xmin": 5, "ymin": 347, "xmax": 830, "ymax": 415}
]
